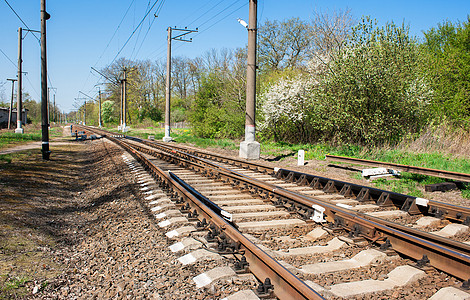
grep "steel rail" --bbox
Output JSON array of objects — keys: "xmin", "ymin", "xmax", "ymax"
[
  {"xmin": 118, "ymin": 135, "xmax": 470, "ymax": 280},
  {"xmin": 92, "ymin": 132, "xmax": 324, "ymax": 300},
  {"xmin": 132, "ymin": 137, "xmax": 470, "ymax": 225},
  {"xmin": 124, "ymin": 137, "xmax": 470, "ymax": 280},
  {"xmin": 274, "ymin": 168, "xmax": 470, "ymax": 225},
  {"xmin": 78, "ymin": 126, "xmax": 470, "ymax": 280},
  {"xmin": 326, "ymin": 154, "xmax": 470, "ymax": 183}
]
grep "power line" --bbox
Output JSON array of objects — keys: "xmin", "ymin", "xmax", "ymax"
[
  {"xmin": 109, "ymin": 0, "xmax": 162, "ymax": 66},
  {"xmin": 132, "ymin": 0, "xmax": 166, "ymax": 60},
  {"xmin": 0, "ymin": 47, "xmax": 16, "ymax": 68},
  {"xmin": 197, "ymin": 0, "xmax": 244, "ymax": 29},
  {"xmin": 94, "ymin": 0, "xmax": 136, "ymax": 67},
  {"xmin": 3, "ymin": 0, "xmax": 40, "ymax": 42},
  {"xmin": 149, "ymin": 0, "xmax": 245, "ymax": 60},
  {"xmin": 163, "ymin": 1, "xmax": 247, "ymax": 58},
  {"xmin": 24, "ymin": 73, "xmax": 40, "ymax": 100},
  {"xmin": 175, "ymin": 0, "xmax": 213, "ymax": 27},
  {"xmin": 186, "ymin": 0, "xmax": 225, "ymax": 28}
]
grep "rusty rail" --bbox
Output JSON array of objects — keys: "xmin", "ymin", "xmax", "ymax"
[
  {"xmin": 79, "ymin": 126, "xmax": 470, "ymax": 281},
  {"xmin": 326, "ymin": 154, "xmax": 470, "ymax": 183},
  {"xmin": 131, "ymin": 137, "xmax": 470, "ymax": 225},
  {"xmin": 84, "ymin": 129, "xmax": 323, "ymax": 300},
  {"xmin": 121, "ymin": 135, "xmax": 470, "ymax": 280}
]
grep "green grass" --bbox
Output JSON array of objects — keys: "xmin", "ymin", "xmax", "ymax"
[
  {"xmin": 260, "ymin": 141, "xmax": 363, "ymax": 161},
  {"xmin": 2, "ymin": 276, "xmax": 28, "ymax": 290},
  {"xmin": 0, "ymin": 132, "xmax": 41, "ymax": 149},
  {"xmin": 103, "ymin": 126, "xmax": 470, "ymax": 199},
  {"xmin": 370, "ymin": 173, "xmax": 449, "ymax": 198},
  {"xmin": 107, "ymin": 126, "xmax": 238, "ymax": 150},
  {"xmin": 0, "ymin": 275, "xmax": 29, "ymax": 298},
  {"xmin": 174, "ymin": 131, "xmax": 237, "ymax": 149},
  {"xmin": 356, "ymin": 149, "xmax": 470, "ymax": 175},
  {"xmin": 0, "ymin": 126, "xmax": 63, "ymax": 149},
  {"xmin": 0, "ymin": 154, "xmax": 14, "ymax": 164}
]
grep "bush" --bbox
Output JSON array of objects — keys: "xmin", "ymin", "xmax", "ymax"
[
  {"xmin": 260, "ymin": 18, "xmax": 432, "ymax": 146},
  {"xmin": 319, "ymin": 18, "xmax": 431, "ymax": 145},
  {"xmin": 188, "ymin": 73, "xmax": 244, "ymax": 138},
  {"xmin": 424, "ymin": 16, "xmax": 470, "ymax": 129}
]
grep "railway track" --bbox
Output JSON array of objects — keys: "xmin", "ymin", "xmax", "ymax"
[{"xmin": 77, "ymin": 125, "xmax": 470, "ymax": 299}]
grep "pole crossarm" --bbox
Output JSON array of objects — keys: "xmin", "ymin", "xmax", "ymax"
[
  {"xmin": 79, "ymin": 90, "xmax": 95, "ymax": 100},
  {"xmin": 23, "ymin": 29, "xmax": 41, "ymax": 34},
  {"xmin": 171, "ymin": 27, "xmax": 198, "ymax": 42},
  {"xmin": 91, "ymin": 67, "xmax": 119, "ymax": 86}
]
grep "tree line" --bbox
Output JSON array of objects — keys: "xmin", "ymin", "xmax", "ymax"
[{"xmin": 25, "ymin": 10, "xmax": 470, "ymax": 146}]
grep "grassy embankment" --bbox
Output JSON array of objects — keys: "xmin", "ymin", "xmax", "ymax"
[
  {"xmin": 110, "ymin": 126, "xmax": 470, "ymax": 199},
  {"xmin": 0, "ymin": 126, "xmax": 64, "ymax": 163}
]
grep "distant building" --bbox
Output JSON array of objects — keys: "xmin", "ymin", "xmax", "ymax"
[{"xmin": 0, "ymin": 107, "xmax": 28, "ymax": 128}]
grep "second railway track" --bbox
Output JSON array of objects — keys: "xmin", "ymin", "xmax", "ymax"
[{"xmin": 78, "ymin": 125, "xmax": 470, "ymax": 299}]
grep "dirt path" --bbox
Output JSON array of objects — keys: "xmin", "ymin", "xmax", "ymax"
[{"xmin": 1, "ymin": 133, "xmax": 234, "ymax": 299}]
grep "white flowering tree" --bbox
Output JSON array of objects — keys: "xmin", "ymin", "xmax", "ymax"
[{"xmin": 260, "ymin": 18, "xmax": 432, "ymax": 146}]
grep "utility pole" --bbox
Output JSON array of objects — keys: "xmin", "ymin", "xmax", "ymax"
[
  {"xmin": 83, "ymin": 98, "xmax": 86, "ymax": 125},
  {"xmin": 98, "ymin": 87, "xmax": 102, "ymax": 127},
  {"xmin": 6, "ymin": 78, "xmax": 16, "ymax": 130},
  {"xmin": 119, "ymin": 78, "xmax": 123, "ymax": 130},
  {"xmin": 52, "ymin": 93, "xmax": 56, "ymax": 123},
  {"xmin": 163, "ymin": 26, "xmax": 197, "ymax": 142},
  {"xmin": 47, "ymin": 87, "xmax": 50, "ymax": 124},
  {"xmin": 41, "ymin": 0, "xmax": 51, "ymax": 159},
  {"xmin": 47, "ymin": 87, "xmax": 56, "ymax": 124},
  {"xmin": 121, "ymin": 69, "xmax": 128, "ymax": 132},
  {"xmin": 239, "ymin": 0, "xmax": 260, "ymax": 159},
  {"xmin": 78, "ymin": 91, "xmax": 94, "ymax": 126},
  {"xmin": 15, "ymin": 27, "xmax": 24, "ymax": 134}
]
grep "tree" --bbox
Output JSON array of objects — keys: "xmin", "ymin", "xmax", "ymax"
[
  {"xmin": 188, "ymin": 48, "xmax": 247, "ymax": 138},
  {"xmin": 260, "ymin": 18, "xmax": 432, "ymax": 146},
  {"xmin": 101, "ymin": 100, "xmax": 116, "ymax": 124},
  {"xmin": 320, "ymin": 18, "xmax": 431, "ymax": 145},
  {"xmin": 258, "ymin": 18, "xmax": 312, "ymax": 71},
  {"xmin": 424, "ymin": 16, "xmax": 470, "ymax": 128},
  {"xmin": 309, "ymin": 9, "xmax": 355, "ymax": 59}
]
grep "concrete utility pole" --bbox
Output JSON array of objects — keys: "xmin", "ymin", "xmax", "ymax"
[
  {"xmin": 41, "ymin": 0, "xmax": 51, "ymax": 159},
  {"xmin": 15, "ymin": 27, "xmax": 23, "ymax": 134},
  {"xmin": 6, "ymin": 78, "xmax": 16, "ymax": 130},
  {"xmin": 239, "ymin": 0, "xmax": 260, "ymax": 160},
  {"xmin": 47, "ymin": 87, "xmax": 56, "ymax": 124},
  {"xmin": 121, "ymin": 69, "xmax": 128, "ymax": 132},
  {"xmin": 83, "ymin": 98, "xmax": 86, "ymax": 125},
  {"xmin": 119, "ymin": 76, "xmax": 125, "ymax": 131},
  {"xmin": 98, "ymin": 88, "xmax": 102, "ymax": 127},
  {"xmin": 163, "ymin": 27, "xmax": 172, "ymax": 142},
  {"xmin": 78, "ymin": 91, "xmax": 94, "ymax": 125},
  {"xmin": 52, "ymin": 93, "xmax": 56, "ymax": 122},
  {"xmin": 163, "ymin": 26, "xmax": 197, "ymax": 142}
]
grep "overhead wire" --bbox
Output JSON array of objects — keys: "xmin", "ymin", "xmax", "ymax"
[
  {"xmin": 3, "ymin": 0, "xmax": 40, "ymax": 42},
  {"xmin": 93, "ymin": 0, "xmax": 137, "ymax": 68},
  {"xmin": 148, "ymin": 0, "xmax": 245, "ymax": 60},
  {"xmin": 24, "ymin": 73, "xmax": 40, "ymax": 100},
  {"xmin": 88, "ymin": 0, "xmax": 247, "ymax": 101},
  {"xmin": 155, "ymin": 0, "xmax": 247, "ymax": 59},
  {"xmin": 108, "ymin": 0, "xmax": 162, "ymax": 67},
  {"xmin": 3, "ymin": 0, "xmax": 60, "ymax": 104},
  {"xmin": 175, "ymin": 0, "xmax": 213, "ymax": 28},
  {"xmin": 130, "ymin": 1, "xmax": 148, "ymax": 58},
  {"xmin": 132, "ymin": 0, "xmax": 166, "ymax": 60},
  {"xmin": 197, "ymin": 0, "xmax": 243, "ymax": 29},
  {"xmin": 186, "ymin": 0, "xmax": 225, "ymax": 27},
  {"xmin": 0, "ymin": 47, "xmax": 17, "ymax": 68}
]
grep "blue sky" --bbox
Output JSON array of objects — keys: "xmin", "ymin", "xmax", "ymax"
[{"xmin": 1, "ymin": 0, "xmax": 469, "ymax": 113}]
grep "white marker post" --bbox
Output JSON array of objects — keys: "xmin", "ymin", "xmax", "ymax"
[{"xmin": 298, "ymin": 150, "xmax": 305, "ymax": 166}]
